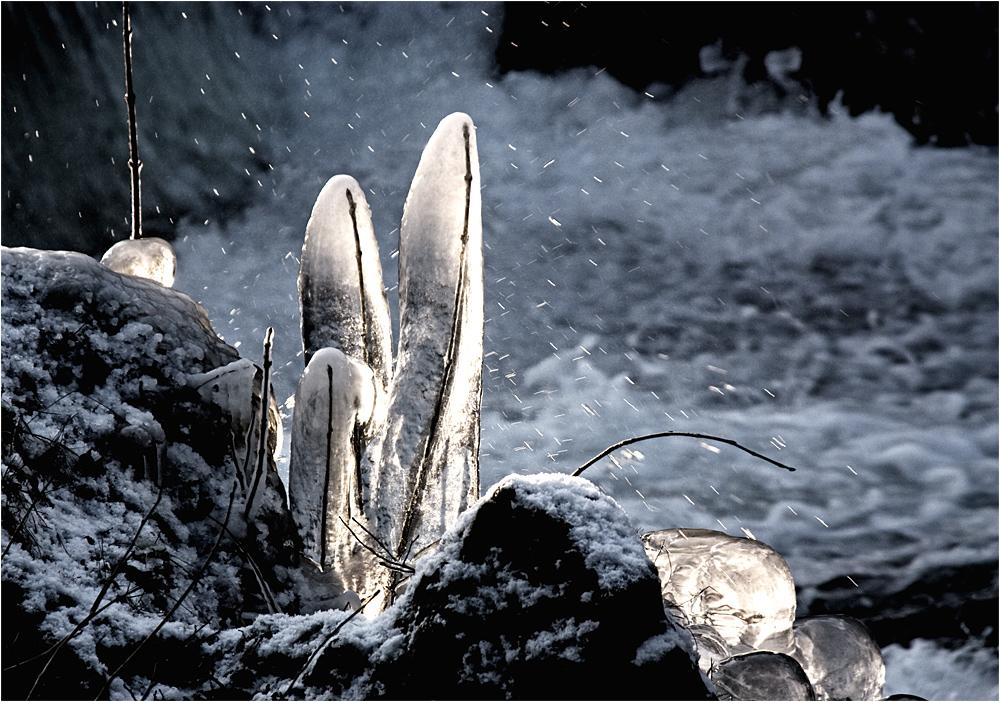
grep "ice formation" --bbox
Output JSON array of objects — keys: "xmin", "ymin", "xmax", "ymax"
[
  {"xmin": 642, "ymin": 528, "xmax": 889, "ymax": 699},
  {"xmin": 289, "ymin": 112, "xmax": 483, "ymax": 614},
  {"xmin": 711, "ymin": 650, "xmax": 816, "ymax": 701},
  {"xmin": 643, "ymin": 528, "xmax": 797, "ymax": 658},
  {"xmin": 299, "ymin": 174, "xmax": 392, "ymax": 441},
  {"xmin": 364, "ymin": 111, "xmax": 484, "ymax": 607},
  {"xmin": 288, "ymin": 347, "xmax": 375, "ymax": 590},
  {"xmin": 99, "ymin": 236, "xmax": 177, "ymax": 288},
  {"xmin": 792, "ymin": 615, "xmax": 886, "ymax": 701}
]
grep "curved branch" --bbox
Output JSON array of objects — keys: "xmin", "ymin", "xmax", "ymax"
[{"xmin": 571, "ymin": 431, "xmax": 797, "ymax": 478}]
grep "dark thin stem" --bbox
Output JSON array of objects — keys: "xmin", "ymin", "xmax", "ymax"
[
  {"xmin": 320, "ymin": 364, "xmax": 335, "ymax": 570},
  {"xmin": 244, "ymin": 327, "xmax": 273, "ymax": 521},
  {"xmin": 345, "ymin": 189, "xmax": 369, "ymax": 368},
  {"xmin": 122, "ymin": 1, "xmax": 142, "ymax": 240},
  {"xmin": 281, "ymin": 589, "xmax": 381, "ymax": 698},
  {"xmin": 96, "ymin": 480, "xmax": 239, "ymax": 699},
  {"xmin": 571, "ymin": 431, "xmax": 797, "ymax": 478}
]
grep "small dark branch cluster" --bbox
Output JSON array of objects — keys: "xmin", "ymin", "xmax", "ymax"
[
  {"xmin": 339, "ymin": 516, "xmax": 416, "ymax": 577},
  {"xmin": 12, "ymin": 485, "xmax": 164, "ymax": 700},
  {"xmin": 572, "ymin": 431, "xmax": 798, "ymax": 478},
  {"xmin": 96, "ymin": 479, "xmax": 240, "ymax": 699},
  {"xmin": 244, "ymin": 327, "xmax": 274, "ymax": 521}
]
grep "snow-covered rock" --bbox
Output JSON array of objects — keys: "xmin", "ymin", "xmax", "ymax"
[
  {"xmin": 1, "ymin": 246, "xmax": 321, "ymax": 699},
  {"xmin": 1, "ymin": 248, "xmax": 712, "ymax": 698},
  {"xmin": 225, "ymin": 473, "xmax": 712, "ymax": 700}
]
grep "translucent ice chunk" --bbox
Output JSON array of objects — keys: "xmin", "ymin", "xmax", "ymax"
[
  {"xmin": 792, "ymin": 614, "xmax": 885, "ymax": 700},
  {"xmin": 712, "ymin": 650, "xmax": 816, "ymax": 701},
  {"xmin": 643, "ymin": 528, "xmax": 797, "ymax": 655},
  {"xmin": 100, "ymin": 237, "xmax": 176, "ymax": 287}
]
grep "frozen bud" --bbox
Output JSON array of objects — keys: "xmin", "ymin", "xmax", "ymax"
[{"xmin": 100, "ymin": 237, "xmax": 177, "ymax": 287}]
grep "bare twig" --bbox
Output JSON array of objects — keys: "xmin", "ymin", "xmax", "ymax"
[
  {"xmin": 96, "ymin": 480, "xmax": 239, "ymax": 699},
  {"xmin": 571, "ymin": 431, "xmax": 797, "ymax": 478},
  {"xmin": 245, "ymin": 327, "xmax": 274, "ymax": 521},
  {"xmin": 122, "ymin": 1, "xmax": 142, "ymax": 239},
  {"xmin": 338, "ymin": 516, "xmax": 415, "ymax": 575},
  {"xmin": 280, "ymin": 589, "xmax": 381, "ymax": 699}
]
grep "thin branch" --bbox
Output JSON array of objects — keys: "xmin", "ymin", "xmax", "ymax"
[
  {"xmin": 122, "ymin": 1, "xmax": 142, "ymax": 240},
  {"xmin": 281, "ymin": 589, "xmax": 381, "ymax": 699},
  {"xmin": 571, "ymin": 431, "xmax": 797, "ymax": 478},
  {"xmin": 96, "ymin": 480, "xmax": 239, "ymax": 699}
]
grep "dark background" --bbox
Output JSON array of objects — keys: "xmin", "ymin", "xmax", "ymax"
[{"xmin": 3, "ymin": 2, "xmax": 997, "ymax": 255}]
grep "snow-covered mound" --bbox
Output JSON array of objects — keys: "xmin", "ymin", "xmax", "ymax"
[
  {"xmin": 210, "ymin": 473, "xmax": 710, "ymax": 700},
  {"xmin": 1, "ymin": 246, "xmax": 316, "ymax": 698}
]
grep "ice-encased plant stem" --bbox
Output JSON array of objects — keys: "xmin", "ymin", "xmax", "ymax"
[
  {"xmin": 289, "ymin": 113, "xmax": 483, "ymax": 615},
  {"xmin": 365, "ymin": 112, "xmax": 483, "ymax": 610},
  {"xmin": 298, "ymin": 175, "xmax": 393, "ymax": 441},
  {"xmin": 288, "ymin": 347, "xmax": 376, "ymax": 590},
  {"xmin": 99, "ymin": 2, "xmax": 178, "ymax": 287}
]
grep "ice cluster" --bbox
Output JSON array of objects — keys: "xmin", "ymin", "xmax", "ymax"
[{"xmin": 645, "ymin": 528, "xmax": 887, "ymax": 699}]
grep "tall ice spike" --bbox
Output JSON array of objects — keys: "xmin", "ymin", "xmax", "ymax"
[{"xmin": 365, "ymin": 112, "xmax": 483, "ymax": 611}]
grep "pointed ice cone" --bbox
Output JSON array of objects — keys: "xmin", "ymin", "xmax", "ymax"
[
  {"xmin": 299, "ymin": 174, "xmax": 392, "ymax": 440},
  {"xmin": 791, "ymin": 614, "xmax": 885, "ymax": 701},
  {"xmin": 366, "ymin": 112, "xmax": 483, "ymax": 606},
  {"xmin": 100, "ymin": 237, "xmax": 176, "ymax": 287},
  {"xmin": 643, "ymin": 529, "xmax": 797, "ymax": 656},
  {"xmin": 288, "ymin": 347, "xmax": 377, "ymax": 596}
]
